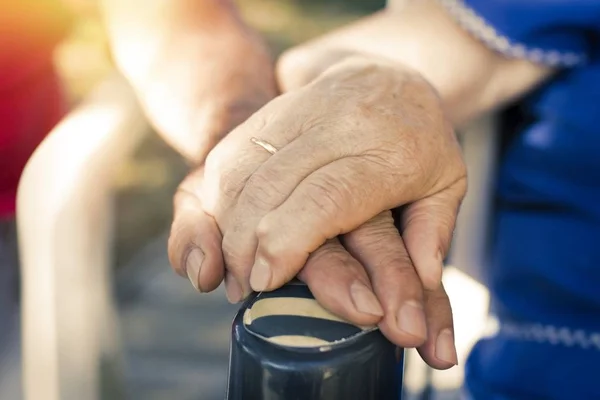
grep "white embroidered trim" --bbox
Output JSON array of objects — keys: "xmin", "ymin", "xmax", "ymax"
[
  {"xmin": 436, "ymin": 0, "xmax": 587, "ymax": 67},
  {"xmin": 499, "ymin": 322, "xmax": 600, "ymax": 351}
]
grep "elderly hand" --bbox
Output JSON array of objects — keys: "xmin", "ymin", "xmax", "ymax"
[{"xmin": 168, "ymin": 55, "xmax": 466, "ymax": 368}]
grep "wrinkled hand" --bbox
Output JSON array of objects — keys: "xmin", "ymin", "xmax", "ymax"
[{"xmin": 168, "ymin": 55, "xmax": 466, "ymax": 368}]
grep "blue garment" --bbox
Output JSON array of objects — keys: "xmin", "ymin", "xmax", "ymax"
[{"xmin": 438, "ymin": 1, "xmax": 600, "ymax": 399}]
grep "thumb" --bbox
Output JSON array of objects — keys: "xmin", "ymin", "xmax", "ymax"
[
  {"xmin": 399, "ymin": 180, "xmax": 467, "ymax": 290},
  {"xmin": 168, "ymin": 167, "xmax": 226, "ymax": 294}
]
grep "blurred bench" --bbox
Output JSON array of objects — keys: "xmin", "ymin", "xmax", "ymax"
[
  {"xmin": 16, "ymin": 75, "xmax": 497, "ymax": 400},
  {"xmin": 17, "ymin": 74, "xmax": 149, "ymax": 400}
]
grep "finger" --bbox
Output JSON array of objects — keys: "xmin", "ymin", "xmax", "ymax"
[
  {"xmin": 207, "ymin": 65, "xmax": 404, "ymax": 292},
  {"xmin": 198, "ymin": 91, "xmax": 322, "ymax": 298},
  {"xmin": 297, "ymin": 239, "xmax": 383, "ymax": 327},
  {"xmin": 168, "ymin": 167, "xmax": 225, "ymax": 294},
  {"xmin": 201, "ymin": 92, "xmax": 307, "ymax": 218},
  {"xmin": 223, "ymin": 122, "xmax": 347, "ymax": 293},
  {"xmin": 208, "ymin": 91, "xmax": 348, "ymax": 293},
  {"xmin": 224, "ymin": 271, "xmax": 244, "ymax": 304},
  {"xmin": 399, "ymin": 181, "xmax": 466, "ymax": 290},
  {"xmin": 204, "ymin": 97, "xmax": 309, "ymax": 295},
  {"xmin": 215, "ymin": 69, "xmax": 432, "ymax": 292},
  {"xmin": 342, "ymin": 211, "xmax": 427, "ymax": 348},
  {"xmin": 253, "ymin": 157, "xmax": 403, "ymax": 291},
  {"xmin": 416, "ymin": 284, "xmax": 458, "ymax": 369}
]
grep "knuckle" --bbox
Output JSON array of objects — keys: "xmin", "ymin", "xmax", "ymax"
[
  {"xmin": 255, "ymin": 221, "xmax": 285, "ymax": 262},
  {"xmin": 216, "ymin": 165, "xmax": 247, "ymax": 204},
  {"xmin": 257, "ymin": 241, "xmax": 282, "ymax": 266},
  {"xmin": 243, "ymin": 169, "xmax": 287, "ymax": 209},
  {"xmin": 221, "ymin": 234, "xmax": 248, "ymax": 272},
  {"xmin": 304, "ymin": 174, "xmax": 351, "ymax": 219},
  {"xmin": 404, "ymin": 200, "xmax": 456, "ymax": 229},
  {"xmin": 375, "ymin": 261, "xmax": 423, "ymax": 299},
  {"xmin": 223, "ymin": 168, "xmax": 243, "ymax": 199},
  {"xmin": 401, "ymin": 206, "xmax": 422, "ymax": 228},
  {"xmin": 255, "ymin": 216, "xmax": 273, "ymax": 241},
  {"xmin": 356, "ymin": 211, "xmax": 397, "ymax": 239},
  {"xmin": 425, "ymin": 286, "xmax": 453, "ymax": 321},
  {"xmin": 309, "ymin": 243, "xmax": 349, "ymax": 268},
  {"xmin": 433, "ymin": 212, "xmax": 457, "ymax": 239},
  {"xmin": 377, "ymin": 251, "xmax": 416, "ymax": 275},
  {"xmin": 346, "ymin": 225, "xmax": 399, "ymax": 251},
  {"xmin": 371, "ymin": 251, "xmax": 423, "ymax": 290},
  {"xmin": 426, "ymin": 283, "xmax": 449, "ymax": 303}
]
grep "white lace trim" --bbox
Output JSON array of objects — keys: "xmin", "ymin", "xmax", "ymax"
[
  {"xmin": 437, "ymin": 0, "xmax": 587, "ymax": 67},
  {"xmin": 499, "ymin": 322, "xmax": 600, "ymax": 351}
]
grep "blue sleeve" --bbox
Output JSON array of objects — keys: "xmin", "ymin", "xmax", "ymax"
[{"xmin": 437, "ymin": 0, "xmax": 600, "ymax": 67}]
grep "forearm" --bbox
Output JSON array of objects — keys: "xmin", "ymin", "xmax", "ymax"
[
  {"xmin": 100, "ymin": 0, "xmax": 245, "ymax": 86},
  {"xmin": 99, "ymin": 0, "xmax": 276, "ymax": 162},
  {"xmin": 278, "ymin": 0, "xmax": 554, "ymax": 126}
]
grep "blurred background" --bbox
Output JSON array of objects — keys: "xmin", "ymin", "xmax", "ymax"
[{"xmin": 0, "ymin": 1, "xmax": 490, "ymax": 399}]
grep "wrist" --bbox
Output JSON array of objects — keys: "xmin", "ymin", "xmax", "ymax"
[
  {"xmin": 277, "ymin": 47, "xmax": 425, "ymax": 94},
  {"xmin": 310, "ymin": 52, "xmax": 427, "ymax": 92}
]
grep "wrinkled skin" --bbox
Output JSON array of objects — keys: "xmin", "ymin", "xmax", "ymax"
[{"xmin": 168, "ymin": 55, "xmax": 467, "ymax": 368}]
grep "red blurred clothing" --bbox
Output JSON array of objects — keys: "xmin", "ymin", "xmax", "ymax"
[{"xmin": 0, "ymin": 1, "xmax": 72, "ymax": 219}]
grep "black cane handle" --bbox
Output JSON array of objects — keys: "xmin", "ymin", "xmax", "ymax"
[{"xmin": 225, "ymin": 281, "xmax": 403, "ymax": 400}]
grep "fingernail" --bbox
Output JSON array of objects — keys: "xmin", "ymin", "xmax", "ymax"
[
  {"xmin": 397, "ymin": 301, "xmax": 427, "ymax": 339},
  {"xmin": 186, "ymin": 248, "xmax": 204, "ymax": 292},
  {"xmin": 250, "ymin": 257, "xmax": 271, "ymax": 291},
  {"xmin": 225, "ymin": 275, "xmax": 243, "ymax": 303},
  {"xmin": 350, "ymin": 281, "xmax": 384, "ymax": 317},
  {"xmin": 435, "ymin": 328, "xmax": 458, "ymax": 365}
]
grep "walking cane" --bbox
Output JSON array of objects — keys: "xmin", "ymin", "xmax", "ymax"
[{"xmin": 226, "ymin": 280, "xmax": 403, "ymax": 400}]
